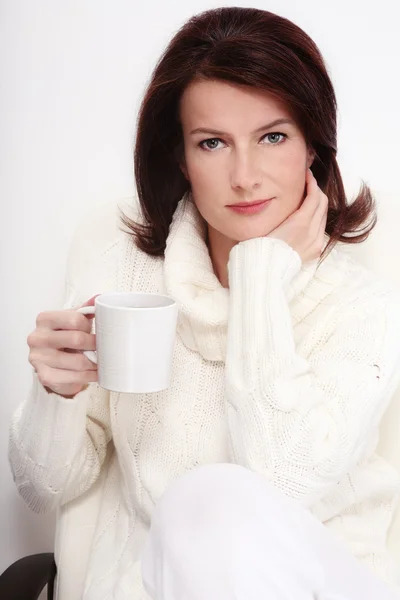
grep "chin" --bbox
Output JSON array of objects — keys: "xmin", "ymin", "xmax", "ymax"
[{"xmin": 228, "ymin": 224, "xmax": 276, "ymax": 243}]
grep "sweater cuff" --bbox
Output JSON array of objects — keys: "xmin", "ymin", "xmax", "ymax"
[
  {"xmin": 228, "ymin": 237, "xmax": 302, "ymax": 291},
  {"xmin": 11, "ymin": 372, "xmax": 90, "ymax": 466}
]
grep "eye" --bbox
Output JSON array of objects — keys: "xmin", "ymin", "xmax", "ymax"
[
  {"xmin": 199, "ymin": 138, "xmax": 224, "ymax": 151},
  {"xmin": 262, "ymin": 132, "xmax": 287, "ymax": 145},
  {"xmin": 198, "ymin": 132, "xmax": 288, "ymax": 151}
]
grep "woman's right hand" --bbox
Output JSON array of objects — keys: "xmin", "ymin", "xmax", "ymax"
[{"xmin": 27, "ymin": 296, "xmax": 98, "ymax": 398}]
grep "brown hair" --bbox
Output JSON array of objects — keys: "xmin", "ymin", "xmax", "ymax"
[{"xmin": 122, "ymin": 6, "xmax": 376, "ymax": 260}]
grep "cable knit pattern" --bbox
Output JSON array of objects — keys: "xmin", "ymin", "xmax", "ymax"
[{"xmin": 8, "ymin": 196, "xmax": 400, "ymax": 598}]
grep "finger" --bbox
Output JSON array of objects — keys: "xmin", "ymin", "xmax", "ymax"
[
  {"xmin": 316, "ymin": 201, "xmax": 328, "ymax": 247},
  {"xmin": 77, "ymin": 295, "xmax": 101, "ymax": 309},
  {"xmin": 69, "ymin": 295, "xmax": 100, "ymax": 323},
  {"xmin": 320, "ymin": 197, "xmax": 329, "ymax": 226},
  {"xmin": 303, "ymin": 188, "xmax": 327, "ymax": 246},
  {"xmin": 308, "ymin": 187, "xmax": 328, "ymax": 228},
  {"xmin": 306, "ymin": 167, "xmax": 318, "ymax": 187},
  {"xmin": 36, "ymin": 310, "xmax": 93, "ymax": 333},
  {"xmin": 317, "ymin": 226, "xmax": 327, "ymax": 254},
  {"xmin": 82, "ymin": 295, "xmax": 100, "ymax": 306},
  {"xmin": 299, "ymin": 169, "xmax": 320, "ymax": 216},
  {"xmin": 30, "ymin": 329, "xmax": 96, "ymax": 351},
  {"xmin": 37, "ymin": 365, "xmax": 98, "ymax": 389},
  {"xmin": 317, "ymin": 194, "xmax": 329, "ymax": 229},
  {"xmin": 29, "ymin": 348, "xmax": 97, "ymax": 371}
]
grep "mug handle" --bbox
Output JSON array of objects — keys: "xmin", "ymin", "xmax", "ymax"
[{"xmin": 76, "ymin": 306, "xmax": 97, "ymax": 364}]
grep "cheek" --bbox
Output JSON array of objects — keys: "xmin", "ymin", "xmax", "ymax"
[
  {"xmin": 275, "ymin": 150, "xmax": 307, "ymax": 200},
  {"xmin": 186, "ymin": 154, "xmax": 223, "ymax": 191},
  {"xmin": 185, "ymin": 153, "xmax": 227, "ymax": 219},
  {"xmin": 275, "ymin": 146, "xmax": 306, "ymax": 175}
]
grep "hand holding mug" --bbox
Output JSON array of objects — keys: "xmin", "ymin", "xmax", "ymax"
[
  {"xmin": 27, "ymin": 296, "xmax": 98, "ymax": 399},
  {"xmin": 29, "ymin": 292, "xmax": 178, "ymax": 397}
]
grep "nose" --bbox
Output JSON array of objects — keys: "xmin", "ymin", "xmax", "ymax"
[{"xmin": 230, "ymin": 149, "xmax": 262, "ymax": 192}]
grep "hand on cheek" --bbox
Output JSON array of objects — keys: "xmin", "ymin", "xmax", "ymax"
[{"xmin": 267, "ymin": 169, "xmax": 328, "ymax": 263}]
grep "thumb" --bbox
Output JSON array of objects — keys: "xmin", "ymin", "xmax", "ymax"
[
  {"xmin": 77, "ymin": 294, "xmax": 101, "ymax": 309},
  {"xmin": 83, "ymin": 294, "xmax": 101, "ymax": 306}
]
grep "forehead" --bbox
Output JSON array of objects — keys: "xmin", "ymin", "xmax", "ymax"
[{"xmin": 179, "ymin": 79, "xmax": 294, "ymax": 128}]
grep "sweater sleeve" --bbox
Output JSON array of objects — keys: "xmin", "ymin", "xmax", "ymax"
[
  {"xmin": 8, "ymin": 374, "xmax": 112, "ymax": 513},
  {"xmin": 225, "ymin": 236, "xmax": 400, "ymax": 508},
  {"xmin": 8, "ymin": 207, "xmax": 118, "ymax": 514}
]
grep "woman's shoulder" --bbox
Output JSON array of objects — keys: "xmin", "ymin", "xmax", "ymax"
[
  {"xmin": 317, "ymin": 241, "xmax": 400, "ymax": 316},
  {"xmin": 66, "ymin": 196, "xmax": 142, "ymax": 290}
]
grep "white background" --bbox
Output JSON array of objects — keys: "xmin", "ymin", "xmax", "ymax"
[{"xmin": 1, "ymin": 0, "xmax": 399, "ymax": 585}]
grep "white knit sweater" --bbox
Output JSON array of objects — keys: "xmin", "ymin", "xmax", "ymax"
[{"xmin": 9, "ymin": 197, "xmax": 400, "ymax": 598}]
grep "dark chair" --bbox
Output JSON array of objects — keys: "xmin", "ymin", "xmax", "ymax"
[{"xmin": 0, "ymin": 553, "xmax": 56, "ymax": 600}]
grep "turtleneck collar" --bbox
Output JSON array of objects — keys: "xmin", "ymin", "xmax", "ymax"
[{"xmin": 163, "ymin": 194, "xmax": 333, "ymax": 362}]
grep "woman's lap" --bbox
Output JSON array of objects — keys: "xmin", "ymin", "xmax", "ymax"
[{"xmin": 141, "ymin": 463, "xmax": 400, "ymax": 600}]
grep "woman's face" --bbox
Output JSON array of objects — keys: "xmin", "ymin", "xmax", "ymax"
[{"xmin": 179, "ymin": 79, "xmax": 315, "ymax": 245}]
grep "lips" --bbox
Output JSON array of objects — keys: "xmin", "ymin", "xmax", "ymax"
[
  {"xmin": 229, "ymin": 199, "xmax": 272, "ymax": 207},
  {"xmin": 227, "ymin": 198, "xmax": 274, "ymax": 215}
]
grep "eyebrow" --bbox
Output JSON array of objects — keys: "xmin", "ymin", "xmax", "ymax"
[{"xmin": 189, "ymin": 118, "xmax": 296, "ymax": 136}]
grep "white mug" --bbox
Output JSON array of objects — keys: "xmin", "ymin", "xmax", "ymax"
[{"xmin": 77, "ymin": 292, "xmax": 178, "ymax": 393}]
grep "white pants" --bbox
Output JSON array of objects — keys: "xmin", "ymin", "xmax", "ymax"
[{"xmin": 141, "ymin": 463, "xmax": 400, "ymax": 600}]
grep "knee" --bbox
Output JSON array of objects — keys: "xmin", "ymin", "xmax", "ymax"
[
  {"xmin": 142, "ymin": 465, "xmax": 278, "ymax": 598},
  {"xmin": 150, "ymin": 462, "xmax": 320, "ymax": 548},
  {"xmin": 142, "ymin": 465, "xmax": 328, "ymax": 599},
  {"xmin": 155, "ymin": 463, "xmax": 249, "ymax": 516},
  {"xmin": 150, "ymin": 463, "xmax": 283, "ymax": 540}
]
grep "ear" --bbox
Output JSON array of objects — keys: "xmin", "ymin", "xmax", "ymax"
[
  {"xmin": 179, "ymin": 159, "xmax": 189, "ymax": 182},
  {"xmin": 306, "ymin": 147, "xmax": 315, "ymax": 169}
]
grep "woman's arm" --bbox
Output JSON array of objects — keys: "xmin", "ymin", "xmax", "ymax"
[
  {"xmin": 8, "ymin": 373, "xmax": 111, "ymax": 513},
  {"xmin": 225, "ymin": 236, "xmax": 400, "ymax": 507},
  {"xmin": 8, "ymin": 204, "xmax": 119, "ymax": 514}
]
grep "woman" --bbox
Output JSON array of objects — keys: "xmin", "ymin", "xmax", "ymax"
[{"xmin": 9, "ymin": 6, "xmax": 400, "ymax": 600}]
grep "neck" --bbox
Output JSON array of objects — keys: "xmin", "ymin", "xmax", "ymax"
[{"xmin": 207, "ymin": 225, "xmax": 237, "ymax": 289}]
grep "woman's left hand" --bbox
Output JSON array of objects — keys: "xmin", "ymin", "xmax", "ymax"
[{"xmin": 267, "ymin": 168, "xmax": 328, "ymax": 263}]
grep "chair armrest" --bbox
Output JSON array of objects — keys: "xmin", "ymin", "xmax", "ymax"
[{"xmin": 0, "ymin": 553, "xmax": 56, "ymax": 600}]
